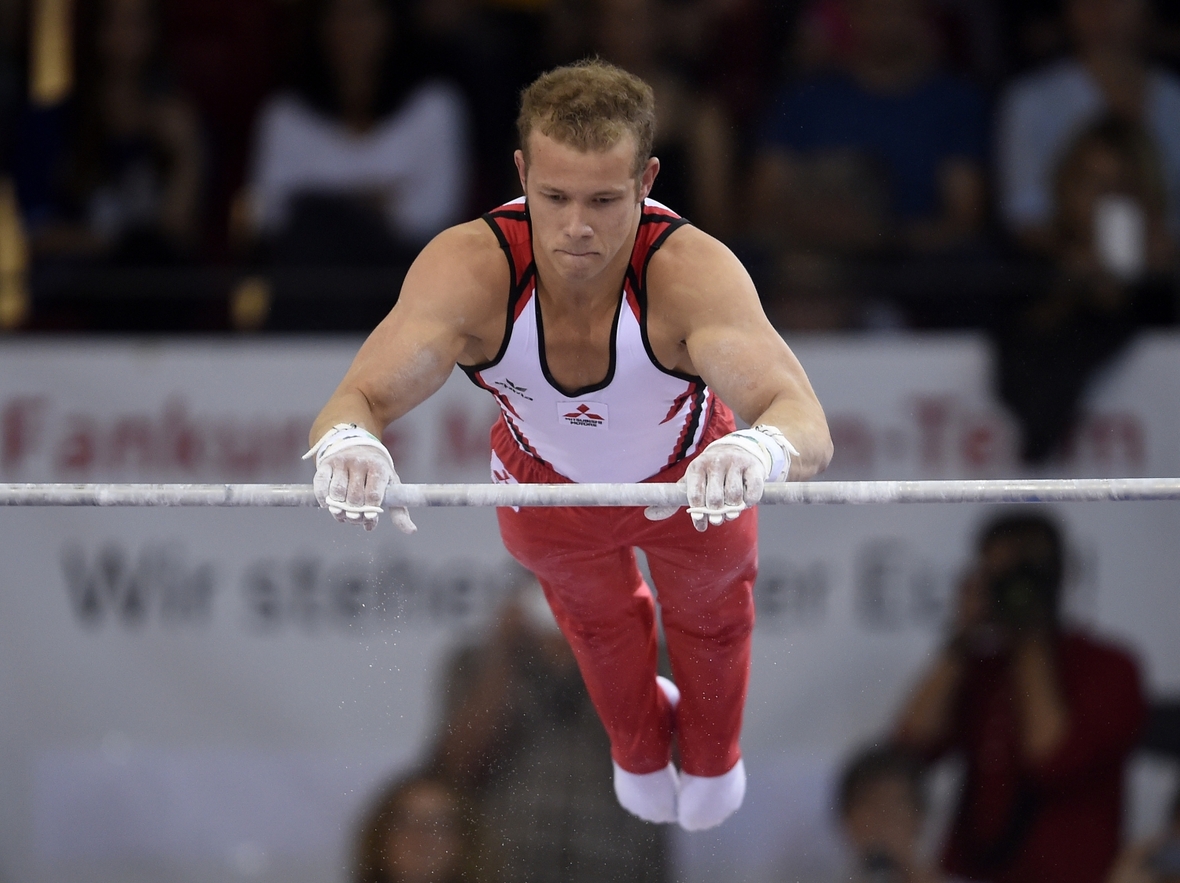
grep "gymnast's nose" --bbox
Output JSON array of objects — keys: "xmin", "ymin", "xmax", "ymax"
[{"xmin": 562, "ymin": 203, "xmax": 594, "ymax": 240}]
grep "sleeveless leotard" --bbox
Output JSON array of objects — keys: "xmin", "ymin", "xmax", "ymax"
[{"xmin": 464, "ymin": 197, "xmax": 728, "ymax": 484}]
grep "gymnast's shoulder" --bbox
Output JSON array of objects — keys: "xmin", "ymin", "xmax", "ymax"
[
  {"xmin": 645, "ymin": 223, "xmax": 764, "ymax": 321},
  {"xmin": 394, "ymin": 220, "xmax": 510, "ymax": 328}
]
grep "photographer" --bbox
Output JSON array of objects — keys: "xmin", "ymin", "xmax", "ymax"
[{"xmin": 894, "ymin": 513, "xmax": 1147, "ymax": 883}]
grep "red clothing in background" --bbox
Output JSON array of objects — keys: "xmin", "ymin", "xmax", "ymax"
[{"xmin": 940, "ymin": 630, "xmax": 1146, "ymax": 883}]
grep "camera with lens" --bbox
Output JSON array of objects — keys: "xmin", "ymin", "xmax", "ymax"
[{"xmin": 989, "ymin": 562, "xmax": 1058, "ymax": 629}]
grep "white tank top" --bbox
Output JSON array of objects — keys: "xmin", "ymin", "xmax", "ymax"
[{"xmin": 463, "ymin": 198, "xmax": 716, "ymax": 483}]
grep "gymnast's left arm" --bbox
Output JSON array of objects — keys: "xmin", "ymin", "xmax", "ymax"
[
  {"xmin": 645, "ymin": 227, "xmax": 832, "ymax": 528},
  {"xmin": 651, "ymin": 226, "xmax": 833, "ymax": 478}
]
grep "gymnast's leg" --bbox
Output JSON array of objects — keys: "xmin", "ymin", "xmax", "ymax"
[
  {"xmin": 637, "ymin": 505, "xmax": 758, "ymax": 830},
  {"xmin": 497, "ymin": 503, "xmax": 680, "ymax": 822}
]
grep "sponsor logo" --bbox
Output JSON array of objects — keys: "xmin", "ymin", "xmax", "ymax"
[
  {"xmin": 493, "ymin": 379, "xmax": 534, "ymax": 401},
  {"xmin": 560, "ymin": 402, "xmax": 608, "ymax": 428}
]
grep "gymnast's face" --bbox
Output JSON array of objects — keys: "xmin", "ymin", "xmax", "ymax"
[{"xmin": 516, "ymin": 131, "xmax": 659, "ymax": 287}]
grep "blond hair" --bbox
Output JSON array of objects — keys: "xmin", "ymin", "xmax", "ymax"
[{"xmin": 517, "ymin": 58, "xmax": 656, "ymax": 178}]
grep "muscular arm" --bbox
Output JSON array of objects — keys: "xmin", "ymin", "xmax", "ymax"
[
  {"xmin": 1011, "ymin": 634, "xmax": 1071, "ymax": 762},
  {"xmin": 895, "ymin": 571, "xmax": 988, "ymax": 750},
  {"xmin": 894, "ymin": 649, "xmax": 966, "ymax": 751},
  {"xmin": 309, "ymin": 221, "xmax": 507, "ymax": 445},
  {"xmin": 647, "ymin": 226, "xmax": 833, "ymax": 479}
]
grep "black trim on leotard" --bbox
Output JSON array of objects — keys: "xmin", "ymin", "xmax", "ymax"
[{"xmin": 459, "ymin": 208, "xmax": 535, "ymax": 376}]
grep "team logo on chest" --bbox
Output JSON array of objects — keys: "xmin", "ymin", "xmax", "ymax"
[
  {"xmin": 493, "ymin": 378, "xmax": 533, "ymax": 401},
  {"xmin": 559, "ymin": 401, "xmax": 609, "ymax": 428}
]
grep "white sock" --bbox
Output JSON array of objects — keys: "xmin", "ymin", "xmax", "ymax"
[
  {"xmin": 613, "ymin": 761, "xmax": 679, "ymax": 824},
  {"xmin": 656, "ymin": 675, "xmax": 680, "ymax": 710},
  {"xmin": 611, "ymin": 677, "xmax": 683, "ymax": 824},
  {"xmin": 678, "ymin": 758, "xmax": 746, "ymax": 831}
]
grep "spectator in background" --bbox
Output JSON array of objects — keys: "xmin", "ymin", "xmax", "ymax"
[
  {"xmin": 790, "ymin": 0, "xmax": 859, "ymax": 74},
  {"xmin": 837, "ymin": 745, "xmax": 959, "ymax": 883},
  {"xmin": 793, "ymin": 0, "xmax": 1005, "ymax": 85},
  {"xmin": 690, "ymin": 0, "xmax": 787, "ymax": 144},
  {"xmin": 164, "ymin": 0, "xmax": 284, "ymax": 257},
  {"xmin": 750, "ymin": 0, "xmax": 988, "ymax": 257},
  {"xmin": 996, "ymin": 0, "xmax": 1180, "ymax": 253},
  {"xmin": 248, "ymin": 0, "xmax": 470, "ymax": 266},
  {"xmin": 431, "ymin": 573, "xmax": 668, "ymax": 883},
  {"xmin": 353, "ymin": 771, "xmax": 472, "ymax": 883},
  {"xmin": 413, "ymin": 0, "xmax": 540, "ymax": 209},
  {"xmin": 994, "ymin": 116, "xmax": 1176, "ymax": 462},
  {"xmin": 1107, "ymin": 784, "xmax": 1180, "ymax": 883},
  {"xmin": 894, "ymin": 512, "xmax": 1147, "ymax": 883},
  {"xmin": 16, "ymin": 0, "xmax": 203, "ymax": 263}
]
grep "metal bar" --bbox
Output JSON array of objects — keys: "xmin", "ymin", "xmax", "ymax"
[{"xmin": 1, "ymin": 479, "xmax": 1180, "ymax": 509}]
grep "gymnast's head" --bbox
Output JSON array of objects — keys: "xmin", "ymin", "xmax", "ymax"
[
  {"xmin": 512, "ymin": 60, "xmax": 662, "ymax": 284},
  {"xmin": 514, "ymin": 59, "xmax": 658, "ymax": 194}
]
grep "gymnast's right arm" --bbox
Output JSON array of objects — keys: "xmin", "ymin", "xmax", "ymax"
[{"xmin": 306, "ymin": 221, "xmax": 508, "ymax": 532}]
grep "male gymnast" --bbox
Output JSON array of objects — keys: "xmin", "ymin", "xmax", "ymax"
[{"xmin": 307, "ymin": 59, "xmax": 832, "ymax": 831}]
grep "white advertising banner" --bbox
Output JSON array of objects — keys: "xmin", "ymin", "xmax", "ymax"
[{"xmin": 1, "ymin": 334, "xmax": 1178, "ymax": 883}]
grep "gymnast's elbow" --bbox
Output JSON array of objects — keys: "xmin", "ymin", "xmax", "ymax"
[
  {"xmin": 796, "ymin": 426, "xmax": 834, "ymax": 481},
  {"xmin": 817, "ymin": 428, "xmax": 835, "ymax": 475}
]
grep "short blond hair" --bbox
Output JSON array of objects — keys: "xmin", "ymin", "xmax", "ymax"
[{"xmin": 517, "ymin": 58, "xmax": 656, "ymax": 178}]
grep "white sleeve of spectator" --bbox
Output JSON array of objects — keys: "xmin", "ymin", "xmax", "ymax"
[
  {"xmin": 996, "ymin": 82, "xmax": 1052, "ymax": 232},
  {"xmin": 248, "ymin": 97, "xmax": 301, "ymax": 235},
  {"xmin": 1147, "ymin": 73, "xmax": 1180, "ymax": 235},
  {"xmin": 999, "ymin": 64, "xmax": 1108, "ymax": 233},
  {"xmin": 392, "ymin": 83, "xmax": 471, "ymax": 243}
]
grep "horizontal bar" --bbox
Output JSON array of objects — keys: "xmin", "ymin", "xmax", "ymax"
[{"xmin": 1, "ymin": 478, "xmax": 1179, "ymax": 508}]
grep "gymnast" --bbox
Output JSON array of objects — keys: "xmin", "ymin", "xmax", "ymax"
[{"xmin": 306, "ymin": 58, "xmax": 832, "ymax": 831}]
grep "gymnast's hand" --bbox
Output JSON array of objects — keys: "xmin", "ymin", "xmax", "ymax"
[
  {"xmin": 303, "ymin": 424, "xmax": 416, "ymax": 534},
  {"xmin": 645, "ymin": 426, "xmax": 796, "ymax": 531}
]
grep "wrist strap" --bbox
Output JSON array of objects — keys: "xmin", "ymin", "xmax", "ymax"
[
  {"xmin": 707, "ymin": 426, "xmax": 798, "ymax": 482},
  {"xmin": 303, "ymin": 423, "xmax": 394, "ymax": 469},
  {"xmin": 752, "ymin": 424, "xmax": 799, "ymax": 482}
]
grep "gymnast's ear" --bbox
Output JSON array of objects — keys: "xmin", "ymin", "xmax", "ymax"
[
  {"xmin": 514, "ymin": 149, "xmax": 528, "ymax": 195},
  {"xmin": 638, "ymin": 156, "xmax": 659, "ymax": 203}
]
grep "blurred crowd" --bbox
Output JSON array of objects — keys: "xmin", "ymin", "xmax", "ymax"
[
  {"xmin": 352, "ymin": 514, "xmax": 1179, "ymax": 883},
  {"xmin": 354, "ymin": 570, "xmax": 671, "ymax": 883},
  {"xmin": 1, "ymin": 0, "xmax": 1180, "ymax": 453}
]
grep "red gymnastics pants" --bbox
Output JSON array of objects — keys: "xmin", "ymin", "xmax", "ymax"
[{"xmin": 492, "ymin": 408, "xmax": 758, "ymax": 778}]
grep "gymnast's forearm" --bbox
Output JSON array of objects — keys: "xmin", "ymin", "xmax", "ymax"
[
  {"xmin": 309, "ymin": 389, "xmax": 385, "ymax": 447},
  {"xmin": 753, "ymin": 402, "xmax": 832, "ymax": 481},
  {"xmin": 309, "ymin": 336, "xmax": 458, "ymax": 447}
]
